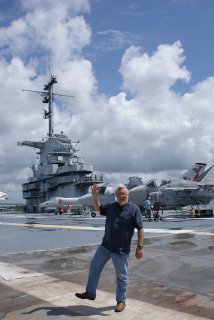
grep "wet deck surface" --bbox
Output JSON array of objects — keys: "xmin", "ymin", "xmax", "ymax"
[{"xmin": 0, "ymin": 212, "xmax": 213, "ymax": 319}]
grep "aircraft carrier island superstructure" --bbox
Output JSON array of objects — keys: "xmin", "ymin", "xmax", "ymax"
[{"xmin": 18, "ymin": 75, "xmax": 103, "ymax": 213}]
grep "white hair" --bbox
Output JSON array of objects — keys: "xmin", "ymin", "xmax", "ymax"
[{"xmin": 114, "ymin": 184, "xmax": 129, "ymax": 196}]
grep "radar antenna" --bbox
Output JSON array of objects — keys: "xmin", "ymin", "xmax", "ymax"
[{"xmin": 23, "ymin": 75, "xmax": 74, "ymax": 137}]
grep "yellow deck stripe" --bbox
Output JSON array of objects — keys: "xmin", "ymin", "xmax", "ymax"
[{"xmin": 0, "ymin": 222, "xmax": 104, "ymax": 230}]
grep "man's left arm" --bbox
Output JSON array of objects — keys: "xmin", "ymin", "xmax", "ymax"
[{"xmin": 135, "ymin": 228, "xmax": 144, "ymax": 259}]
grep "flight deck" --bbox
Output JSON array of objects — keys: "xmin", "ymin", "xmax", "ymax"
[{"xmin": 0, "ymin": 212, "xmax": 213, "ymax": 319}]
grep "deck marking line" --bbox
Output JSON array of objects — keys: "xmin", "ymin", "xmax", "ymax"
[{"xmin": 0, "ymin": 222, "xmax": 104, "ymax": 230}]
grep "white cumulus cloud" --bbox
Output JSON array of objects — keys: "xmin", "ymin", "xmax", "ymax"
[{"xmin": 0, "ymin": 1, "xmax": 214, "ymax": 202}]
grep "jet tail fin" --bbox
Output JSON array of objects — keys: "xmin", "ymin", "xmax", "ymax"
[
  {"xmin": 127, "ymin": 177, "xmax": 143, "ymax": 190},
  {"xmin": 197, "ymin": 165, "xmax": 214, "ymax": 184},
  {"xmin": 182, "ymin": 162, "xmax": 207, "ymax": 181}
]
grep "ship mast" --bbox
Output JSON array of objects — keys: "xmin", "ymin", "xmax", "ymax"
[
  {"xmin": 23, "ymin": 75, "xmax": 73, "ymax": 137},
  {"xmin": 43, "ymin": 75, "xmax": 57, "ymax": 137}
]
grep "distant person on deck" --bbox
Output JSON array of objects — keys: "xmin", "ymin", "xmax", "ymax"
[
  {"xmin": 57, "ymin": 206, "xmax": 63, "ymax": 215},
  {"xmin": 75, "ymin": 183, "xmax": 144, "ymax": 313},
  {"xmin": 66, "ymin": 204, "xmax": 71, "ymax": 215},
  {"xmin": 144, "ymin": 197, "xmax": 152, "ymax": 221},
  {"xmin": 153, "ymin": 202, "xmax": 161, "ymax": 221}
]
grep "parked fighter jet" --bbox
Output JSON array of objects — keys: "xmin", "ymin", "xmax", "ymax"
[
  {"xmin": 128, "ymin": 162, "xmax": 214, "ymax": 210},
  {"xmin": 39, "ymin": 196, "xmax": 81, "ymax": 210},
  {"xmin": 151, "ymin": 163, "xmax": 214, "ymax": 208},
  {"xmin": 126, "ymin": 162, "xmax": 206, "ymax": 210},
  {"xmin": 0, "ymin": 192, "xmax": 8, "ymax": 200},
  {"xmin": 39, "ymin": 185, "xmax": 116, "ymax": 213},
  {"xmin": 149, "ymin": 178, "xmax": 214, "ymax": 209}
]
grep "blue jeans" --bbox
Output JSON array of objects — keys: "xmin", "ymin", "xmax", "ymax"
[{"xmin": 86, "ymin": 244, "xmax": 129, "ymax": 303}]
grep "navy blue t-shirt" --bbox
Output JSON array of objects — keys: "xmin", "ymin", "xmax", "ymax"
[{"xmin": 100, "ymin": 201, "xmax": 143, "ymax": 254}]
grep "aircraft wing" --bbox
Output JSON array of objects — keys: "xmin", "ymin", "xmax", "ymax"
[{"xmin": 163, "ymin": 186, "xmax": 199, "ymax": 191}]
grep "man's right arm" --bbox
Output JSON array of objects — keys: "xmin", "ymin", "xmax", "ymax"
[{"xmin": 92, "ymin": 183, "xmax": 100, "ymax": 213}]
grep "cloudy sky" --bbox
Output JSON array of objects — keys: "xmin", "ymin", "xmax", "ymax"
[{"xmin": 1, "ymin": 0, "xmax": 214, "ymax": 202}]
